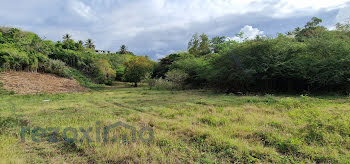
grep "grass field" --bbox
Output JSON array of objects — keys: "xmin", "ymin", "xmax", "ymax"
[{"xmin": 0, "ymin": 84, "xmax": 349, "ymax": 163}]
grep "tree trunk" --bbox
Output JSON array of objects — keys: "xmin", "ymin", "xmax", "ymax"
[{"xmin": 134, "ymin": 82, "xmax": 138, "ymax": 87}]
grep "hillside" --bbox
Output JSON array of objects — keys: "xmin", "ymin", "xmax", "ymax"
[{"xmin": 0, "ymin": 72, "xmax": 88, "ymax": 94}]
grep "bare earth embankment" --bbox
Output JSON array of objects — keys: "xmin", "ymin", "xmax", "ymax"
[{"xmin": 0, "ymin": 71, "xmax": 88, "ymax": 94}]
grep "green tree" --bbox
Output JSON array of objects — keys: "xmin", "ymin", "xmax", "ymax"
[
  {"xmin": 84, "ymin": 39, "xmax": 95, "ymax": 50},
  {"xmin": 305, "ymin": 17, "xmax": 322, "ymax": 29},
  {"xmin": 152, "ymin": 52, "xmax": 191, "ymax": 78},
  {"xmin": 62, "ymin": 33, "xmax": 72, "ymax": 42},
  {"xmin": 165, "ymin": 69, "xmax": 189, "ymax": 89},
  {"xmin": 78, "ymin": 40, "xmax": 83, "ymax": 46},
  {"xmin": 116, "ymin": 44, "xmax": 134, "ymax": 54},
  {"xmin": 120, "ymin": 45, "xmax": 127, "ymax": 54},
  {"xmin": 94, "ymin": 59, "xmax": 116, "ymax": 85},
  {"xmin": 188, "ymin": 33, "xmax": 200, "ymax": 55},
  {"xmin": 171, "ymin": 56, "xmax": 210, "ymax": 87},
  {"xmin": 123, "ymin": 56, "xmax": 153, "ymax": 87},
  {"xmin": 210, "ymin": 36, "xmax": 226, "ymax": 53},
  {"xmin": 75, "ymin": 40, "xmax": 84, "ymax": 50},
  {"xmin": 296, "ymin": 17, "xmax": 326, "ymax": 40},
  {"xmin": 1, "ymin": 28, "xmax": 21, "ymax": 43},
  {"xmin": 188, "ymin": 33, "xmax": 211, "ymax": 56},
  {"xmin": 199, "ymin": 33, "xmax": 211, "ymax": 56}
]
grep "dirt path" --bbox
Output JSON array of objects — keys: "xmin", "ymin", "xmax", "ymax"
[{"xmin": 0, "ymin": 71, "xmax": 88, "ymax": 94}]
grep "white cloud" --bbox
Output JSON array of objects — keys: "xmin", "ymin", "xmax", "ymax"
[
  {"xmin": 271, "ymin": 0, "xmax": 349, "ymax": 17},
  {"xmin": 280, "ymin": 0, "xmax": 348, "ymax": 10},
  {"xmin": 336, "ymin": 4, "xmax": 350, "ymax": 23},
  {"xmin": 69, "ymin": 0, "xmax": 97, "ymax": 21},
  {"xmin": 0, "ymin": 0, "xmax": 349, "ymax": 60},
  {"xmin": 227, "ymin": 25, "xmax": 264, "ymax": 42}
]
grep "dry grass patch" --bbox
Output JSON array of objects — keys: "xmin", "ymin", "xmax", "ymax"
[{"xmin": 0, "ymin": 71, "xmax": 88, "ymax": 94}]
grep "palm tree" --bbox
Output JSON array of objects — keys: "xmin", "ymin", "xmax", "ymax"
[
  {"xmin": 120, "ymin": 45, "xmax": 127, "ymax": 54},
  {"xmin": 78, "ymin": 40, "xmax": 84, "ymax": 46},
  {"xmin": 84, "ymin": 39, "xmax": 95, "ymax": 50},
  {"xmin": 62, "ymin": 33, "xmax": 72, "ymax": 42}
]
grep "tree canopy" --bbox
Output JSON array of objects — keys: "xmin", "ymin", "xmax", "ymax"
[{"xmin": 154, "ymin": 17, "xmax": 350, "ymax": 94}]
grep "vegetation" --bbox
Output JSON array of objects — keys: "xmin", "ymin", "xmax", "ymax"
[
  {"xmin": 64, "ymin": 68, "xmax": 104, "ymax": 88},
  {"xmin": 0, "ymin": 17, "xmax": 350, "ymax": 163},
  {"xmin": 188, "ymin": 33, "xmax": 211, "ymax": 56},
  {"xmin": 164, "ymin": 69, "xmax": 189, "ymax": 89},
  {"xmin": 153, "ymin": 17, "xmax": 350, "ymax": 94},
  {"xmin": 117, "ymin": 44, "xmax": 134, "ymax": 55},
  {"xmin": 39, "ymin": 58, "xmax": 69, "ymax": 77},
  {"xmin": 0, "ymin": 27, "xmax": 153, "ymax": 85},
  {"xmin": 3, "ymin": 17, "xmax": 347, "ymax": 93},
  {"xmin": 0, "ymin": 85, "xmax": 349, "ymax": 163},
  {"xmin": 123, "ymin": 56, "xmax": 154, "ymax": 87},
  {"xmin": 84, "ymin": 39, "xmax": 95, "ymax": 50}
]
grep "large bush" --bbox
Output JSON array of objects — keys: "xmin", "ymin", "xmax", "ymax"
[
  {"xmin": 171, "ymin": 55, "xmax": 210, "ymax": 88},
  {"xmin": 93, "ymin": 59, "xmax": 116, "ymax": 85},
  {"xmin": 165, "ymin": 69, "xmax": 189, "ymax": 89},
  {"xmin": 153, "ymin": 78, "xmax": 178, "ymax": 90},
  {"xmin": 39, "ymin": 58, "xmax": 69, "ymax": 77},
  {"xmin": 0, "ymin": 48, "xmax": 46, "ymax": 72},
  {"xmin": 150, "ymin": 70, "xmax": 189, "ymax": 90},
  {"xmin": 152, "ymin": 52, "xmax": 191, "ymax": 78}
]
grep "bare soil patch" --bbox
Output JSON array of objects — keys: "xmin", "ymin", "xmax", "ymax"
[{"xmin": 0, "ymin": 71, "xmax": 88, "ymax": 94}]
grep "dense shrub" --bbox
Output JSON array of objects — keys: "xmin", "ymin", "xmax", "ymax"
[
  {"xmin": 93, "ymin": 59, "xmax": 116, "ymax": 85},
  {"xmin": 171, "ymin": 56, "xmax": 210, "ymax": 88},
  {"xmin": 149, "ymin": 70, "xmax": 190, "ymax": 90},
  {"xmin": 65, "ymin": 68, "xmax": 104, "ymax": 88},
  {"xmin": 115, "ymin": 66, "xmax": 125, "ymax": 81},
  {"xmin": 152, "ymin": 52, "xmax": 191, "ymax": 78},
  {"xmin": 49, "ymin": 48, "xmax": 136, "ymax": 85},
  {"xmin": 0, "ymin": 48, "xmax": 46, "ymax": 72},
  {"xmin": 0, "ymin": 48, "xmax": 29, "ymax": 71},
  {"xmin": 39, "ymin": 58, "xmax": 69, "ymax": 77},
  {"xmin": 156, "ymin": 18, "xmax": 350, "ymax": 94},
  {"xmin": 165, "ymin": 69, "xmax": 189, "ymax": 87},
  {"xmin": 153, "ymin": 78, "xmax": 178, "ymax": 90}
]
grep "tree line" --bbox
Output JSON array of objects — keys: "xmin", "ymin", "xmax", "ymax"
[
  {"xmin": 0, "ymin": 27, "xmax": 154, "ymax": 85},
  {"xmin": 1, "ymin": 17, "xmax": 349, "ymax": 93},
  {"xmin": 152, "ymin": 17, "xmax": 350, "ymax": 94}
]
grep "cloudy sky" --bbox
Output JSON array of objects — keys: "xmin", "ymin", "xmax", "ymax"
[{"xmin": 1, "ymin": 0, "xmax": 350, "ymax": 60}]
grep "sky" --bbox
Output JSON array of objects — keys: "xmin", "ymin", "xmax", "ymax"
[{"xmin": 1, "ymin": 0, "xmax": 350, "ymax": 60}]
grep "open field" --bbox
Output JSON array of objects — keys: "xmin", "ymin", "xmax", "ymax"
[{"xmin": 0, "ymin": 84, "xmax": 350, "ymax": 163}]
